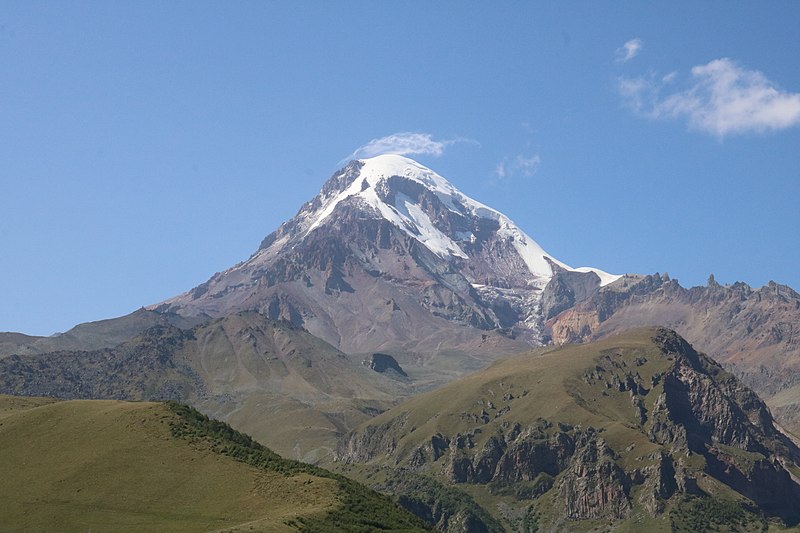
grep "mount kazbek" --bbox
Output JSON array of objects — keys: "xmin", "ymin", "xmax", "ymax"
[{"xmin": 153, "ymin": 154, "xmax": 620, "ymax": 358}]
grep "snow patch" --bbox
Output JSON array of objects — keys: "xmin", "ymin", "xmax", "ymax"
[
  {"xmin": 571, "ymin": 267, "xmax": 623, "ymax": 287},
  {"xmin": 394, "ymin": 193, "xmax": 467, "ymax": 258}
]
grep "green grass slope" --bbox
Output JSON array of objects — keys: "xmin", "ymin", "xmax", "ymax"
[
  {"xmin": 337, "ymin": 328, "xmax": 800, "ymax": 532},
  {"xmin": 0, "ymin": 395, "xmax": 427, "ymax": 532}
]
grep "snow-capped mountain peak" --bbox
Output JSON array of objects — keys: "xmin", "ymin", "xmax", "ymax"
[
  {"xmin": 304, "ymin": 155, "xmax": 468, "ymax": 258},
  {"xmin": 153, "ymin": 154, "xmax": 621, "ymax": 351},
  {"xmin": 298, "ymin": 154, "xmax": 618, "ymax": 287}
]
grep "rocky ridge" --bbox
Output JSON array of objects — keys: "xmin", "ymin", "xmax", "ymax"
[
  {"xmin": 336, "ymin": 328, "xmax": 800, "ymax": 531},
  {"xmin": 547, "ymin": 273, "xmax": 800, "ymax": 434}
]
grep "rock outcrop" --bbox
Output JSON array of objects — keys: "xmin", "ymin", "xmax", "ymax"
[
  {"xmin": 540, "ymin": 266, "xmax": 601, "ymax": 321},
  {"xmin": 558, "ymin": 430, "xmax": 631, "ymax": 520},
  {"xmin": 363, "ymin": 353, "xmax": 408, "ymax": 377}
]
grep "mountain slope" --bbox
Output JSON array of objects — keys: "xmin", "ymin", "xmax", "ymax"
[
  {"xmin": 0, "ymin": 312, "xmax": 411, "ymax": 462},
  {"xmin": 336, "ymin": 328, "xmax": 800, "ymax": 531},
  {"xmin": 0, "ymin": 308, "xmax": 202, "ymax": 359},
  {"xmin": 0, "ymin": 395, "xmax": 427, "ymax": 532},
  {"xmin": 152, "ymin": 155, "xmax": 617, "ymax": 358}
]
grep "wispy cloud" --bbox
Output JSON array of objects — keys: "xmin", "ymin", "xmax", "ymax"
[
  {"xmin": 493, "ymin": 153, "xmax": 541, "ymax": 182},
  {"xmin": 619, "ymin": 58, "xmax": 800, "ymax": 137},
  {"xmin": 618, "ymin": 75, "xmax": 657, "ymax": 114},
  {"xmin": 616, "ymin": 38, "xmax": 643, "ymax": 63},
  {"xmin": 494, "ymin": 161, "xmax": 506, "ymax": 180},
  {"xmin": 515, "ymin": 154, "xmax": 541, "ymax": 176},
  {"xmin": 347, "ymin": 132, "xmax": 474, "ymax": 161}
]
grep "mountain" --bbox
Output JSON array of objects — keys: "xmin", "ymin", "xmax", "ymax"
[
  {"xmin": 0, "ymin": 155, "xmax": 624, "ymax": 462},
  {"xmin": 152, "ymin": 155, "xmax": 617, "ymax": 363},
  {"xmin": 0, "ymin": 312, "xmax": 412, "ymax": 462},
  {"xmin": 0, "ymin": 308, "xmax": 202, "ymax": 358},
  {"xmin": 0, "ymin": 395, "xmax": 427, "ymax": 532},
  {"xmin": 5, "ymin": 154, "xmax": 800, "ymax": 529},
  {"xmin": 7, "ymin": 153, "xmax": 800, "ymax": 460},
  {"xmin": 546, "ymin": 273, "xmax": 800, "ymax": 435},
  {"xmin": 336, "ymin": 328, "xmax": 800, "ymax": 532}
]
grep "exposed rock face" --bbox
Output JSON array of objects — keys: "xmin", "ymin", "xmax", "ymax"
[
  {"xmin": 635, "ymin": 452, "xmax": 680, "ymax": 514},
  {"xmin": 647, "ymin": 329, "xmax": 779, "ymax": 453},
  {"xmin": 643, "ymin": 329, "xmax": 800, "ymax": 515},
  {"xmin": 387, "ymin": 473, "xmax": 505, "ymax": 533},
  {"xmin": 491, "ymin": 428, "xmax": 572, "ymax": 484},
  {"xmin": 540, "ymin": 266, "xmax": 601, "ymax": 321},
  {"xmin": 559, "ymin": 430, "xmax": 631, "ymax": 520},
  {"xmin": 441, "ymin": 422, "xmax": 573, "ymax": 486},
  {"xmin": 434, "ymin": 422, "xmax": 632, "ymax": 520},
  {"xmin": 547, "ymin": 274, "xmax": 800, "ymax": 434},
  {"xmin": 364, "ymin": 353, "xmax": 407, "ymax": 377},
  {"xmin": 398, "ymin": 496, "xmax": 496, "ymax": 533},
  {"xmin": 335, "ymin": 413, "xmax": 408, "ymax": 464},
  {"xmin": 341, "ymin": 417, "xmax": 638, "ymax": 523}
]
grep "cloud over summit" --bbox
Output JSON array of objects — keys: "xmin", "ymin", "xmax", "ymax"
[{"xmin": 347, "ymin": 132, "xmax": 472, "ymax": 161}]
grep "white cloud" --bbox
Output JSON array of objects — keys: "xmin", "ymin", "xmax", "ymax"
[
  {"xmin": 493, "ymin": 153, "xmax": 540, "ymax": 182},
  {"xmin": 616, "ymin": 38, "xmax": 643, "ymax": 63},
  {"xmin": 618, "ymin": 75, "xmax": 657, "ymax": 113},
  {"xmin": 347, "ymin": 132, "xmax": 473, "ymax": 161},
  {"xmin": 662, "ymin": 71, "xmax": 678, "ymax": 84},
  {"xmin": 619, "ymin": 58, "xmax": 800, "ymax": 137},
  {"xmin": 515, "ymin": 154, "xmax": 541, "ymax": 176},
  {"xmin": 494, "ymin": 161, "xmax": 506, "ymax": 179}
]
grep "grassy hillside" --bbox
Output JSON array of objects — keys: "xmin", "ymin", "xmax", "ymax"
[
  {"xmin": 337, "ymin": 328, "xmax": 800, "ymax": 532},
  {"xmin": 0, "ymin": 395, "xmax": 427, "ymax": 532}
]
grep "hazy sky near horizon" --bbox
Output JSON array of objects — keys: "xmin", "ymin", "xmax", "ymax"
[{"xmin": 2, "ymin": 2, "xmax": 799, "ymax": 335}]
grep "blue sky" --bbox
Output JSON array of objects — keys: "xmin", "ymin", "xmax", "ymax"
[{"xmin": 2, "ymin": 2, "xmax": 799, "ymax": 335}]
